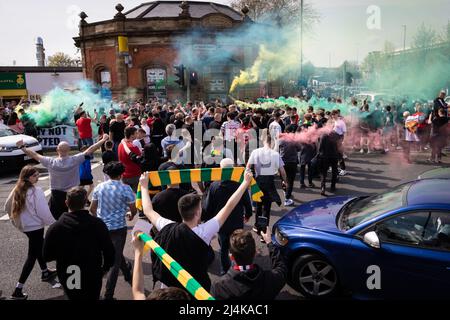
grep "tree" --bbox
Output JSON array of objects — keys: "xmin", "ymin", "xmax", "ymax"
[
  {"xmin": 231, "ymin": 0, "xmax": 320, "ymax": 28},
  {"xmin": 412, "ymin": 23, "xmax": 439, "ymax": 48},
  {"xmin": 47, "ymin": 52, "xmax": 79, "ymax": 67}
]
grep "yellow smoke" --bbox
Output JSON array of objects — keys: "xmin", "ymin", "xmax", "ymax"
[{"xmin": 230, "ymin": 37, "xmax": 301, "ymax": 93}]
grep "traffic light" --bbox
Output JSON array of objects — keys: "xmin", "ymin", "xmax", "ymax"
[
  {"xmin": 190, "ymin": 71, "xmax": 198, "ymax": 86},
  {"xmin": 174, "ymin": 64, "xmax": 185, "ymax": 87}
]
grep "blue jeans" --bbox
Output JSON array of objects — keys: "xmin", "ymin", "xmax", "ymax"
[
  {"xmin": 218, "ymin": 232, "xmax": 231, "ymax": 274},
  {"xmin": 80, "ymin": 138, "xmax": 94, "ymax": 147}
]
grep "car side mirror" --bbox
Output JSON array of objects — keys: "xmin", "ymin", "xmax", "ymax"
[{"xmin": 363, "ymin": 231, "xmax": 381, "ymax": 249}]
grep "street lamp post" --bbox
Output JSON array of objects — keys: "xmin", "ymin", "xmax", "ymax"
[
  {"xmin": 300, "ymin": 0, "xmax": 304, "ymax": 90},
  {"xmin": 403, "ymin": 25, "xmax": 407, "ymax": 50}
]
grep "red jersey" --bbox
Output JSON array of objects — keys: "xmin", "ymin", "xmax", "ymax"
[
  {"xmin": 147, "ymin": 117, "xmax": 155, "ymax": 128},
  {"xmin": 118, "ymin": 141, "xmax": 142, "ymax": 178},
  {"xmin": 76, "ymin": 117, "xmax": 92, "ymax": 139}
]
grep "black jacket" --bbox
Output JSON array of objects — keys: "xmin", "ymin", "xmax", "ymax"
[
  {"xmin": 211, "ymin": 244, "xmax": 287, "ymax": 300},
  {"xmin": 43, "ymin": 210, "xmax": 115, "ymax": 286},
  {"xmin": 203, "ymin": 181, "xmax": 252, "ymax": 235},
  {"xmin": 317, "ymin": 131, "xmax": 340, "ymax": 160}
]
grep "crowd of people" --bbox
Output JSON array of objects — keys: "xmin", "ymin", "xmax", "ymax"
[{"xmin": 2, "ymin": 89, "xmax": 449, "ymax": 300}]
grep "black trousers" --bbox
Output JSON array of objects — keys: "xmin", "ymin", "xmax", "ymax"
[
  {"xmin": 105, "ymin": 227, "xmax": 128, "ymax": 299},
  {"xmin": 300, "ymin": 163, "xmax": 313, "ymax": 185},
  {"xmin": 284, "ymin": 163, "xmax": 298, "ymax": 199},
  {"xmin": 319, "ymin": 159, "xmax": 338, "ymax": 189},
  {"xmin": 49, "ymin": 190, "xmax": 68, "ymax": 220},
  {"xmin": 151, "ymin": 136, "xmax": 164, "ymax": 157},
  {"xmin": 59, "ymin": 268, "xmax": 103, "ymax": 301},
  {"xmin": 256, "ymin": 201, "xmax": 272, "ymax": 226},
  {"xmin": 337, "ymin": 135, "xmax": 346, "ymax": 170},
  {"xmin": 18, "ymin": 229, "xmax": 47, "ymax": 284}
]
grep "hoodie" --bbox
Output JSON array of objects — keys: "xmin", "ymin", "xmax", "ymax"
[
  {"xmin": 211, "ymin": 244, "xmax": 288, "ymax": 300},
  {"xmin": 43, "ymin": 210, "xmax": 115, "ymax": 286}
]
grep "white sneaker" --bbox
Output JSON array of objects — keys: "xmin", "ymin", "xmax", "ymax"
[
  {"xmin": 343, "ymin": 154, "xmax": 348, "ymax": 159},
  {"xmin": 328, "ymin": 168, "xmax": 332, "ymax": 173},
  {"xmin": 339, "ymin": 170, "xmax": 347, "ymax": 176},
  {"xmin": 284, "ymin": 199, "xmax": 294, "ymax": 207},
  {"xmin": 367, "ymin": 150, "xmax": 371, "ymax": 154},
  {"xmin": 384, "ymin": 149, "xmax": 389, "ymax": 153},
  {"xmin": 360, "ymin": 149, "xmax": 365, "ymax": 154}
]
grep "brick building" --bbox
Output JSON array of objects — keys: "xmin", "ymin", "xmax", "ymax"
[{"xmin": 74, "ymin": 1, "xmax": 278, "ymax": 103}]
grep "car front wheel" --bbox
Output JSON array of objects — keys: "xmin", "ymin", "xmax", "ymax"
[{"xmin": 291, "ymin": 254, "xmax": 340, "ymax": 299}]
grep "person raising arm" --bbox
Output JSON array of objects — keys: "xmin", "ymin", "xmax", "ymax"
[{"xmin": 16, "ymin": 134, "xmax": 110, "ymax": 163}]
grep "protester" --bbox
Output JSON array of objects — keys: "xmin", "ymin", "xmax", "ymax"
[
  {"xmin": 90, "ymin": 162, "xmax": 136, "ymax": 300},
  {"xmin": 161, "ymin": 124, "xmax": 184, "ymax": 158},
  {"xmin": 331, "ymin": 110, "xmax": 347, "ymax": 176},
  {"xmin": 75, "ymin": 110, "xmax": 95, "ymax": 148},
  {"xmin": 204, "ymin": 158, "xmax": 253, "ymax": 275},
  {"xmin": 16, "ymin": 134, "xmax": 109, "ymax": 220},
  {"xmin": 316, "ymin": 130, "xmax": 340, "ymax": 196},
  {"xmin": 247, "ymin": 130, "xmax": 288, "ymax": 240},
  {"xmin": 428, "ymin": 108, "xmax": 448, "ymax": 163},
  {"xmin": 4, "ymin": 166, "xmax": 57, "ymax": 300},
  {"xmin": 109, "ymin": 114, "xmax": 126, "ymax": 154},
  {"xmin": 279, "ymin": 127, "xmax": 300, "ymax": 206},
  {"xmin": 211, "ymin": 229, "xmax": 287, "ymax": 300},
  {"xmin": 43, "ymin": 187, "xmax": 115, "ymax": 300},
  {"xmin": 118, "ymin": 127, "xmax": 142, "ymax": 192},
  {"xmin": 403, "ymin": 111, "xmax": 420, "ymax": 164},
  {"xmin": 298, "ymin": 117, "xmax": 316, "ymax": 188},
  {"xmin": 79, "ymin": 146, "xmax": 94, "ymax": 205},
  {"xmin": 140, "ymin": 117, "xmax": 151, "ymax": 144},
  {"xmin": 139, "ymin": 170, "xmax": 253, "ymax": 291},
  {"xmin": 434, "ymin": 90, "xmax": 449, "ymax": 119}
]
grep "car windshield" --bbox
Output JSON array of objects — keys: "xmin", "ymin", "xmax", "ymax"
[
  {"xmin": 339, "ymin": 182, "xmax": 412, "ymax": 231},
  {"xmin": 0, "ymin": 128, "xmax": 18, "ymax": 138}
]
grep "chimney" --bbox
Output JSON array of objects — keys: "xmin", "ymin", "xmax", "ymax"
[{"xmin": 36, "ymin": 37, "xmax": 46, "ymax": 67}]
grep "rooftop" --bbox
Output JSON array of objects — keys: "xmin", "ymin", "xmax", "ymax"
[{"xmin": 124, "ymin": 1, "xmax": 244, "ymax": 21}]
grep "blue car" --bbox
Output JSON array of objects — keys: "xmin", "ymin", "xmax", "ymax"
[{"xmin": 273, "ymin": 178, "xmax": 450, "ymax": 299}]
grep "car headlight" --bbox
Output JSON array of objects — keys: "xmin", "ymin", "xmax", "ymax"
[
  {"xmin": 0, "ymin": 145, "xmax": 14, "ymax": 152},
  {"xmin": 274, "ymin": 227, "xmax": 289, "ymax": 246}
]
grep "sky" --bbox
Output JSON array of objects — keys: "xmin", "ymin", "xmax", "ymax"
[{"xmin": 0, "ymin": 0, "xmax": 449, "ymax": 67}]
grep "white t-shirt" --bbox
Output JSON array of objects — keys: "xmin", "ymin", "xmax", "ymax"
[
  {"xmin": 133, "ymin": 139, "xmax": 143, "ymax": 152},
  {"xmin": 333, "ymin": 118, "xmax": 347, "ymax": 136},
  {"xmin": 141, "ymin": 124, "xmax": 151, "ymax": 144},
  {"xmin": 248, "ymin": 146, "xmax": 285, "ymax": 177},
  {"xmin": 156, "ymin": 217, "xmax": 220, "ymax": 245},
  {"xmin": 269, "ymin": 121, "xmax": 282, "ymax": 138}
]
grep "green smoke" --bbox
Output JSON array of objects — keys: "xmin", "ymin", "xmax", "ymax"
[
  {"xmin": 23, "ymin": 81, "xmax": 118, "ymax": 127},
  {"xmin": 363, "ymin": 43, "xmax": 450, "ymax": 99}
]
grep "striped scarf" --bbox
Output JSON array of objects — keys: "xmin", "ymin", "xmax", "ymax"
[
  {"xmin": 136, "ymin": 232, "xmax": 215, "ymax": 300},
  {"xmin": 136, "ymin": 167, "xmax": 263, "ymax": 210}
]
